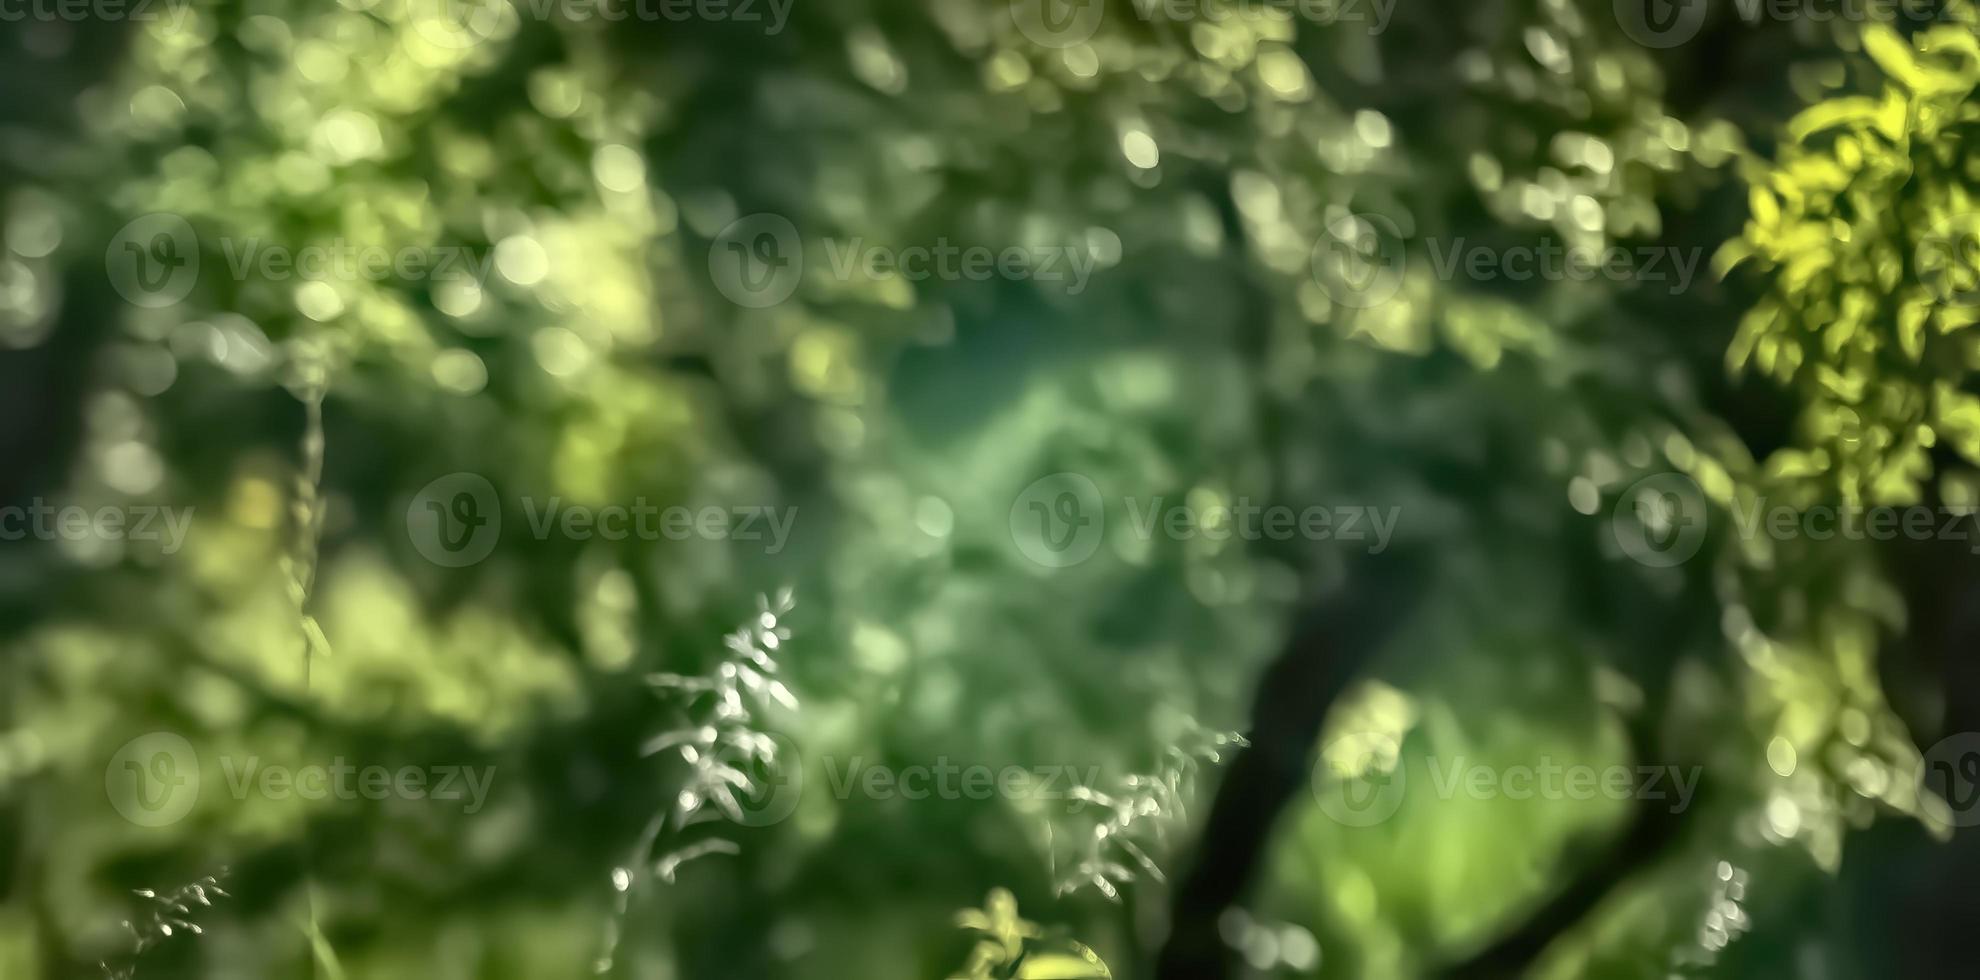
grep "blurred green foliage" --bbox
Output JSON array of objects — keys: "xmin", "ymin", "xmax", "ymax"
[{"xmin": 0, "ymin": 1, "xmax": 1975, "ymax": 978}]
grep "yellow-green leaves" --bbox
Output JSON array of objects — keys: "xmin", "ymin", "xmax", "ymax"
[
  {"xmin": 1750, "ymin": 186, "xmax": 1782, "ymax": 228},
  {"xmin": 1014, "ymin": 947, "xmax": 1112, "ymax": 979},
  {"xmin": 1864, "ymin": 25, "xmax": 1926, "ymax": 91},
  {"xmin": 1785, "ymin": 95, "xmax": 1887, "ymax": 143},
  {"xmin": 949, "ymin": 889, "xmax": 1111, "ymax": 980},
  {"xmin": 1934, "ymin": 382, "xmax": 1980, "ymax": 459},
  {"xmin": 1866, "ymin": 23, "xmax": 1980, "ymax": 100},
  {"xmin": 1899, "ymin": 299, "xmax": 1931, "ymax": 362},
  {"xmin": 1720, "ymin": 8, "xmax": 1980, "ymax": 502},
  {"xmin": 954, "ymin": 889, "xmax": 1039, "ymax": 966}
]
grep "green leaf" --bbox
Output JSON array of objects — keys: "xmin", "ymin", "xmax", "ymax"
[
  {"xmin": 1015, "ymin": 947, "xmax": 1112, "ymax": 979},
  {"xmin": 1864, "ymin": 25, "xmax": 1923, "ymax": 90},
  {"xmin": 1899, "ymin": 300, "xmax": 1929, "ymax": 362},
  {"xmin": 1787, "ymin": 96, "xmax": 1883, "ymax": 142}
]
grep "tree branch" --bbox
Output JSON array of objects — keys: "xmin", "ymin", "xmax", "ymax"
[{"xmin": 1155, "ymin": 551, "xmax": 1428, "ymax": 980}]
